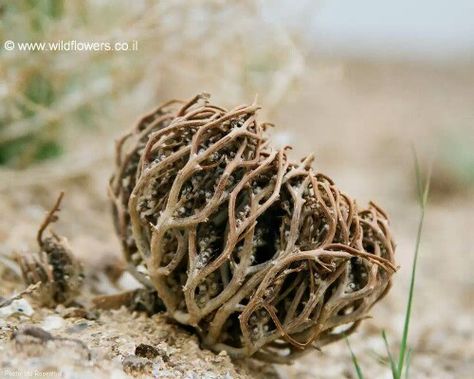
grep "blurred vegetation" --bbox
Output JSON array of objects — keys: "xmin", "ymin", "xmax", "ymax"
[
  {"xmin": 0, "ymin": 0, "xmax": 65, "ymax": 167},
  {"xmin": 441, "ymin": 134, "xmax": 474, "ymax": 185},
  {"xmin": 429, "ymin": 132, "xmax": 474, "ymax": 198},
  {"xmin": 0, "ymin": 0, "xmax": 302, "ymax": 169}
]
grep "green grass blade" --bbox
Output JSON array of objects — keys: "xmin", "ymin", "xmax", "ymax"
[
  {"xmin": 345, "ymin": 336, "xmax": 365, "ymax": 379},
  {"xmin": 382, "ymin": 330, "xmax": 398, "ymax": 378},
  {"xmin": 396, "ymin": 150, "xmax": 431, "ymax": 378},
  {"xmin": 412, "ymin": 148, "xmax": 423, "ymax": 203},
  {"xmin": 404, "ymin": 348, "xmax": 412, "ymax": 379}
]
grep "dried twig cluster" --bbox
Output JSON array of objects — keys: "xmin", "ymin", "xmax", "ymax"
[
  {"xmin": 17, "ymin": 193, "xmax": 84, "ymax": 307},
  {"xmin": 110, "ymin": 94, "xmax": 397, "ymax": 362}
]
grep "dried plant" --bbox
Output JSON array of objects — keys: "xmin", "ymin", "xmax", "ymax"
[
  {"xmin": 92, "ymin": 288, "xmax": 163, "ymax": 316},
  {"xmin": 17, "ymin": 193, "xmax": 84, "ymax": 307},
  {"xmin": 110, "ymin": 94, "xmax": 397, "ymax": 362}
]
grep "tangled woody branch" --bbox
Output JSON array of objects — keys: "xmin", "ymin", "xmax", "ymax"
[{"xmin": 110, "ymin": 94, "xmax": 397, "ymax": 362}]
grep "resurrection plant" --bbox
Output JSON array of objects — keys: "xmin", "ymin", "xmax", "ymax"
[
  {"xmin": 17, "ymin": 193, "xmax": 84, "ymax": 307},
  {"xmin": 110, "ymin": 94, "xmax": 397, "ymax": 362}
]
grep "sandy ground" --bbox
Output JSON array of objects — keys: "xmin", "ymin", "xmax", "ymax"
[{"xmin": 1, "ymin": 59, "xmax": 473, "ymax": 378}]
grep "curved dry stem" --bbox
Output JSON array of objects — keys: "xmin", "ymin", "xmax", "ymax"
[{"xmin": 36, "ymin": 192, "xmax": 64, "ymax": 245}]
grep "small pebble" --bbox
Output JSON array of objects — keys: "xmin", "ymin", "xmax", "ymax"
[
  {"xmin": 135, "ymin": 343, "xmax": 159, "ymax": 359},
  {"xmin": 0, "ymin": 299, "xmax": 34, "ymax": 318},
  {"xmin": 41, "ymin": 315, "xmax": 65, "ymax": 331}
]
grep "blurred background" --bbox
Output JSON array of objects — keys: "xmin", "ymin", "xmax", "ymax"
[{"xmin": 1, "ymin": 1, "xmax": 473, "ymax": 378}]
